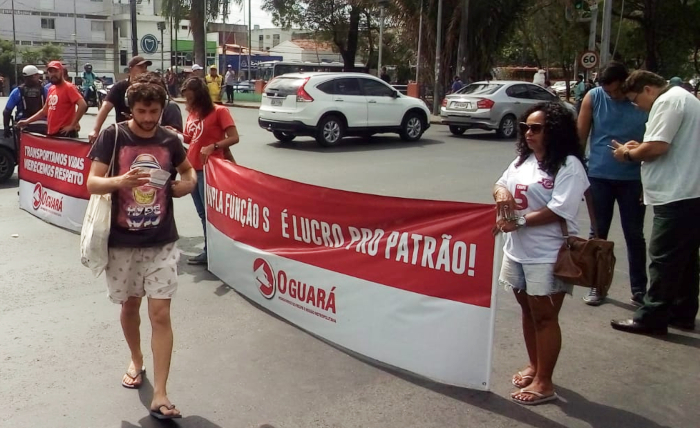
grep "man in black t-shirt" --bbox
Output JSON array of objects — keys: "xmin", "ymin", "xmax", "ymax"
[
  {"xmin": 88, "ymin": 56, "xmax": 152, "ymax": 144},
  {"xmin": 87, "ymin": 80, "xmax": 195, "ymax": 420}
]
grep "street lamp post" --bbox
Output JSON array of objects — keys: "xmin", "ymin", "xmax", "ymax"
[
  {"xmin": 11, "ymin": 0, "xmax": 18, "ymax": 85},
  {"xmin": 432, "ymin": 0, "xmax": 443, "ymax": 115},
  {"xmin": 157, "ymin": 21, "xmax": 166, "ymax": 72},
  {"xmin": 376, "ymin": 0, "xmax": 389, "ymax": 78},
  {"xmin": 415, "ymin": 0, "xmax": 423, "ymax": 84},
  {"xmin": 73, "ymin": 0, "xmax": 78, "ymax": 77}
]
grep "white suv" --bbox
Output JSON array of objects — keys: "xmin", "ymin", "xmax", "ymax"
[{"xmin": 258, "ymin": 73, "xmax": 431, "ymax": 146}]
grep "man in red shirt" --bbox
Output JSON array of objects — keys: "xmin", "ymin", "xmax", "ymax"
[{"xmin": 18, "ymin": 61, "xmax": 87, "ymax": 138}]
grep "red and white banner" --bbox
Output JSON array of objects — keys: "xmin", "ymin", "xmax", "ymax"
[
  {"xmin": 18, "ymin": 133, "xmax": 92, "ymax": 233},
  {"xmin": 205, "ymin": 158, "xmax": 499, "ymax": 390}
]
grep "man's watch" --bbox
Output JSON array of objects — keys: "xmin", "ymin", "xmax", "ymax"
[
  {"xmin": 515, "ymin": 216, "xmax": 527, "ymax": 229},
  {"xmin": 214, "ymin": 143, "xmax": 220, "ymax": 150}
]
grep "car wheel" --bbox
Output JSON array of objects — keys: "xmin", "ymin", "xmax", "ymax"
[
  {"xmin": 497, "ymin": 114, "xmax": 517, "ymax": 139},
  {"xmin": 0, "ymin": 147, "xmax": 15, "ymax": 183},
  {"xmin": 316, "ymin": 115, "xmax": 344, "ymax": 147},
  {"xmin": 399, "ymin": 112, "xmax": 424, "ymax": 142},
  {"xmin": 449, "ymin": 125, "xmax": 467, "ymax": 135},
  {"xmin": 273, "ymin": 131, "xmax": 296, "ymax": 143}
]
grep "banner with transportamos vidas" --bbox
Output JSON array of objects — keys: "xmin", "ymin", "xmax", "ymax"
[
  {"xmin": 205, "ymin": 158, "xmax": 500, "ymax": 390},
  {"xmin": 18, "ymin": 133, "xmax": 92, "ymax": 233}
]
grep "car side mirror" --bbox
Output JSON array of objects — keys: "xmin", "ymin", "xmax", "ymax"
[{"xmin": 392, "ymin": 90, "xmax": 399, "ymax": 98}]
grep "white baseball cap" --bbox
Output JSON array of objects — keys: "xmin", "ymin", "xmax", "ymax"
[
  {"xmin": 191, "ymin": 64, "xmax": 203, "ymax": 71},
  {"xmin": 22, "ymin": 65, "xmax": 43, "ymax": 76}
]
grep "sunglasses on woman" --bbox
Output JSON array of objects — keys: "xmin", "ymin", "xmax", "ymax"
[{"xmin": 519, "ymin": 122, "xmax": 544, "ymax": 135}]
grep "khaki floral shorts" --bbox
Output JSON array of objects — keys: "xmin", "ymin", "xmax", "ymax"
[{"xmin": 104, "ymin": 243, "xmax": 180, "ymax": 304}]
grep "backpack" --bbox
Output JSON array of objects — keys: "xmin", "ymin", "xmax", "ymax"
[{"xmin": 19, "ymin": 84, "xmax": 46, "ymax": 118}]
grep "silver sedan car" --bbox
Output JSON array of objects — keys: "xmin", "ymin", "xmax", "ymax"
[{"xmin": 440, "ymin": 81, "xmax": 577, "ymax": 138}]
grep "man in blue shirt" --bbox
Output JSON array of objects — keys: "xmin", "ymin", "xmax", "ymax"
[
  {"xmin": 577, "ymin": 61, "xmax": 649, "ymax": 306},
  {"xmin": 451, "ymin": 76, "xmax": 464, "ymax": 93},
  {"xmin": 3, "ymin": 65, "xmax": 48, "ymax": 137}
]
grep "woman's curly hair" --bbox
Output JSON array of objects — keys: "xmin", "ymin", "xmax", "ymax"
[{"xmin": 515, "ymin": 102, "xmax": 586, "ymax": 177}]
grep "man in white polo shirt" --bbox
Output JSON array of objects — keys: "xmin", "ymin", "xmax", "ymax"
[{"xmin": 610, "ymin": 70, "xmax": 700, "ymax": 335}]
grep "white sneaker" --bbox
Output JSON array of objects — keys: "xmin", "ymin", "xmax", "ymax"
[{"xmin": 583, "ymin": 287, "xmax": 604, "ymax": 306}]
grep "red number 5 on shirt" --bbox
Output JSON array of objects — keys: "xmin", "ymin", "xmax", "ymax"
[{"xmin": 514, "ymin": 184, "xmax": 529, "ymax": 210}]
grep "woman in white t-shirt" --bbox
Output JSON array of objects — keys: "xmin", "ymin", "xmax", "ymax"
[{"xmin": 493, "ymin": 102, "xmax": 589, "ymax": 406}]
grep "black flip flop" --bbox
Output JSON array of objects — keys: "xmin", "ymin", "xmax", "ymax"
[
  {"xmin": 150, "ymin": 404, "xmax": 183, "ymax": 420},
  {"xmin": 121, "ymin": 366, "xmax": 146, "ymax": 389}
]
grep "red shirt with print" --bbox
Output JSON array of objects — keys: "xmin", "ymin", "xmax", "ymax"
[
  {"xmin": 184, "ymin": 105, "xmax": 236, "ymax": 171},
  {"xmin": 46, "ymin": 82, "xmax": 82, "ymax": 135}
]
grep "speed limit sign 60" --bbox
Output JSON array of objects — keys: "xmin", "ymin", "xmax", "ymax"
[{"xmin": 580, "ymin": 51, "xmax": 599, "ymax": 69}]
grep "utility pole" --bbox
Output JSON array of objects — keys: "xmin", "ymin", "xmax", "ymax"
[
  {"xmin": 432, "ymin": 0, "xmax": 443, "ymax": 115},
  {"xmin": 377, "ymin": 1, "xmax": 386, "ymax": 77},
  {"xmin": 158, "ymin": 21, "xmax": 165, "ymax": 72},
  {"xmin": 600, "ymin": 0, "xmax": 613, "ymax": 65},
  {"xmin": 174, "ymin": 2, "xmax": 179, "ymax": 74},
  {"xmin": 11, "ymin": 0, "xmax": 18, "ymax": 86},
  {"xmin": 455, "ymin": 0, "xmax": 469, "ymax": 82},
  {"xmin": 247, "ymin": 0, "xmax": 252, "ymax": 81},
  {"xmin": 130, "ymin": 0, "xmax": 138, "ymax": 56},
  {"xmin": 73, "ymin": 0, "xmax": 78, "ymax": 77},
  {"xmin": 169, "ymin": 15, "xmax": 173, "ymax": 70},
  {"xmin": 222, "ymin": 4, "xmax": 227, "ymax": 70},
  {"xmin": 415, "ymin": 0, "xmax": 423, "ymax": 83},
  {"xmin": 587, "ymin": 2, "xmax": 598, "ymax": 52}
]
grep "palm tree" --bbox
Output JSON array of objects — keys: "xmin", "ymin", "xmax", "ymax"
[{"xmin": 161, "ymin": 0, "xmax": 240, "ymax": 68}]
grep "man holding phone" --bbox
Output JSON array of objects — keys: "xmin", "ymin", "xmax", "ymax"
[
  {"xmin": 86, "ymin": 79, "xmax": 196, "ymax": 420},
  {"xmin": 577, "ymin": 61, "xmax": 649, "ymax": 306}
]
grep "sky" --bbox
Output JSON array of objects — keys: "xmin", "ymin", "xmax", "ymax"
[{"xmin": 228, "ymin": 0, "xmax": 277, "ymax": 29}]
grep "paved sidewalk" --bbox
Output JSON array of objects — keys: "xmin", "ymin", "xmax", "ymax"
[{"xmin": 173, "ymin": 98, "xmax": 445, "ymax": 125}]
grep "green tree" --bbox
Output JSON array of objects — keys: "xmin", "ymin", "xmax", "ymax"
[
  {"xmin": 0, "ymin": 39, "xmax": 18, "ymax": 86},
  {"xmin": 262, "ymin": 0, "xmax": 369, "ymax": 71},
  {"xmin": 161, "ymin": 0, "xmax": 239, "ymax": 68},
  {"xmin": 616, "ymin": 0, "xmax": 697, "ymax": 75},
  {"xmin": 21, "ymin": 44, "xmax": 63, "ymax": 67}
]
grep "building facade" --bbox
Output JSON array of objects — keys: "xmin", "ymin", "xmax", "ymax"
[
  {"xmin": 250, "ymin": 26, "xmax": 313, "ymax": 53},
  {"xmin": 113, "ymin": 0, "xmax": 219, "ymax": 74},
  {"xmin": 0, "ymin": 0, "xmax": 114, "ymax": 75},
  {"xmin": 0, "ymin": 0, "xmax": 256, "ymax": 79}
]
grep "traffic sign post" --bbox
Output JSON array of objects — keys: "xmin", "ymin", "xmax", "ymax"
[{"xmin": 580, "ymin": 50, "xmax": 599, "ymax": 69}]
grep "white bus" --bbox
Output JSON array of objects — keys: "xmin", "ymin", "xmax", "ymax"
[{"xmin": 258, "ymin": 61, "xmax": 366, "ymax": 82}]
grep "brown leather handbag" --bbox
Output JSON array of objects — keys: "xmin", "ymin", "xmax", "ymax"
[{"xmin": 553, "ymin": 191, "xmax": 616, "ymax": 295}]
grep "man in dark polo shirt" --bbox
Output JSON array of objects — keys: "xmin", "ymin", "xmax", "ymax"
[{"xmin": 88, "ymin": 56, "xmax": 151, "ymax": 144}]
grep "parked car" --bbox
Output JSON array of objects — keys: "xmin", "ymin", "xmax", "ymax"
[
  {"xmin": 233, "ymin": 80, "xmax": 253, "ymax": 93},
  {"xmin": 551, "ymin": 80, "xmax": 578, "ymax": 97},
  {"xmin": 440, "ymin": 81, "xmax": 577, "ymax": 139},
  {"xmin": 258, "ymin": 72, "xmax": 431, "ymax": 146}
]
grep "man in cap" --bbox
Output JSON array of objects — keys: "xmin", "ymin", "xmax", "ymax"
[
  {"xmin": 191, "ymin": 64, "xmax": 204, "ymax": 78},
  {"xmin": 224, "ymin": 64, "xmax": 236, "ymax": 104},
  {"xmin": 88, "ymin": 56, "xmax": 152, "ymax": 144},
  {"xmin": 205, "ymin": 64, "xmax": 223, "ymax": 103},
  {"xmin": 17, "ymin": 61, "xmax": 86, "ymax": 138},
  {"xmin": 3, "ymin": 65, "xmax": 49, "ymax": 136}
]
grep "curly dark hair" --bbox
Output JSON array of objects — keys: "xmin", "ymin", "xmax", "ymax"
[
  {"xmin": 515, "ymin": 102, "xmax": 585, "ymax": 177},
  {"xmin": 126, "ymin": 80, "xmax": 167, "ymax": 109},
  {"xmin": 131, "ymin": 71, "xmax": 169, "ymax": 95},
  {"xmin": 180, "ymin": 76, "xmax": 215, "ymax": 118}
]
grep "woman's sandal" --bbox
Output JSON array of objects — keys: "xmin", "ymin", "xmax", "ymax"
[
  {"xmin": 150, "ymin": 404, "xmax": 183, "ymax": 420},
  {"xmin": 121, "ymin": 366, "xmax": 146, "ymax": 389},
  {"xmin": 511, "ymin": 371, "xmax": 534, "ymax": 388},
  {"xmin": 511, "ymin": 389, "xmax": 558, "ymax": 406}
]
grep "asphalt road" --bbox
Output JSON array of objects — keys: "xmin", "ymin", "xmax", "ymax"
[{"xmin": 0, "ymin": 100, "xmax": 697, "ymax": 428}]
